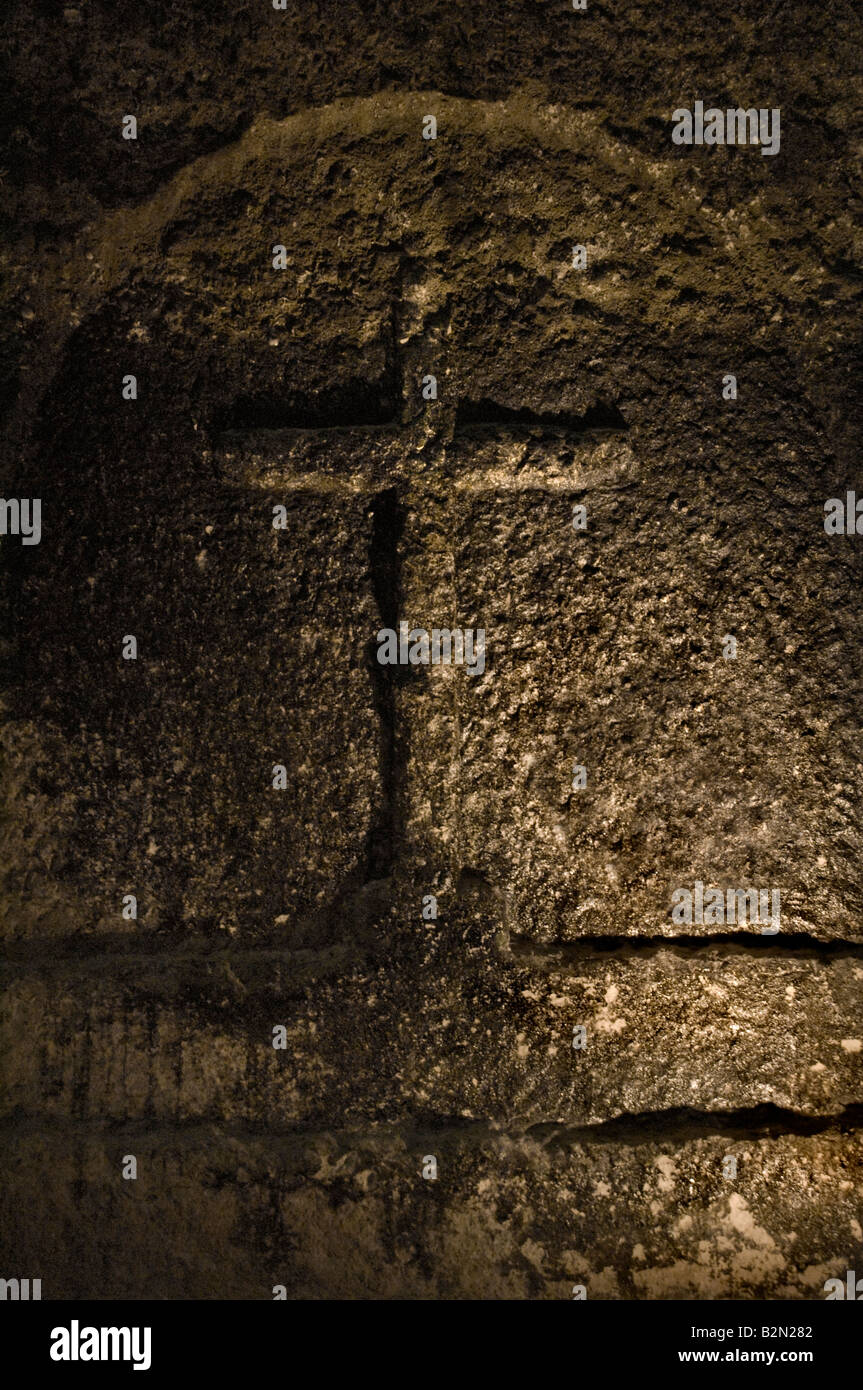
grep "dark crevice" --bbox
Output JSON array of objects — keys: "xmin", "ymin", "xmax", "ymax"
[
  {"xmin": 369, "ymin": 487, "xmax": 402, "ymax": 633},
  {"xmin": 7, "ymin": 928, "xmax": 860, "ymax": 974},
  {"xmin": 455, "ymin": 398, "xmax": 628, "ymax": 434},
  {"xmin": 365, "ymin": 487, "xmax": 406, "ymax": 881},
  {"xmin": 531, "ymin": 1104, "xmax": 863, "ymax": 1146},
  {"xmin": 3, "ymin": 1105, "xmax": 861, "ymax": 1147},
  {"xmin": 509, "ymin": 932, "xmax": 863, "ymax": 963}
]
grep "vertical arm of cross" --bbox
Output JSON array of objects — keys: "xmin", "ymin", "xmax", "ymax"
[
  {"xmin": 205, "ymin": 408, "xmax": 635, "ymax": 909},
  {"xmin": 205, "ymin": 423, "xmax": 466, "ymax": 897}
]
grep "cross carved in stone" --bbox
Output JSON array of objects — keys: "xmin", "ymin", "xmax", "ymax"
[{"xmin": 206, "ymin": 343, "xmax": 633, "ymax": 900}]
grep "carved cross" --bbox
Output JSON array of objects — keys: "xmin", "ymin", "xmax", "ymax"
[{"xmin": 206, "ymin": 355, "xmax": 632, "ymax": 898}]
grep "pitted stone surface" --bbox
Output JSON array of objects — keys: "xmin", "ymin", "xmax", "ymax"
[
  {"xmin": 1, "ymin": 7, "xmax": 862, "ymax": 1300},
  {"xmin": 0, "ymin": 1128, "xmax": 860, "ymax": 1300},
  {"xmin": 3, "ymin": 933, "xmax": 862, "ymax": 1127},
  {"xmin": 4, "ymin": 96, "xmax": 861, "ymax": 943}
]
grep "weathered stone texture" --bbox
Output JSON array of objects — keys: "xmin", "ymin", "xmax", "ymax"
[
  {"xmin": 3, "ymin": 942, "xmax": 863, "ymax": 1127},
  {"xmin": 1, "ymin": 1128, "xmax": 860, "ymax": 1300},
  {"xmin": 1, "ymin": 0, "xmax": 861, "ymax": 1299}
]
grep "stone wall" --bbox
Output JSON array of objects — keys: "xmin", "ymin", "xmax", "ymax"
[{"xmin": 1, "ymin": 1, "xmax": 861, "ymax": 1299}]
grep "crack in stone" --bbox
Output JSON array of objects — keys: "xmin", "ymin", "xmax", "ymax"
[
  {"xmin": 529, "ymin": 1103, "xmax": 863, "ymax": 1146},
  {"xmin": 2, "ymin": 1104, "xmax": 862, "ymax": 1147},
  {"xmin": 366, "ymin": 486, "xmax": 408, "ymax": 881},
  {"xmin": 6, "ymin": 926, "xmax": 863, "ymax": 973},
  {"xmin": 509, "ymin": 932, "xmax": 863, "ymax": 963}
]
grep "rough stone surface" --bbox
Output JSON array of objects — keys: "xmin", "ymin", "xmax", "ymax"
[
  {"xmin": 3, "ymin": 940, "xmax": 863, "ymax": 1127},
  {"xmin": 1, "ymin": 1128, "xmax": 860, "ymax": 1300},
  {"xmin": 1, "ymin": 1, "xmax": 862, "ymax": 1299}
]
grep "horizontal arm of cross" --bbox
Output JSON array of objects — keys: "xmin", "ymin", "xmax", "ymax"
[
  {"xmin": 206, "ymin": 424, "xmax": 405, "ymax": 494},
  {"xmin": 206, "ymin": 424, "xmax": 635, "ymax": 495}
]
